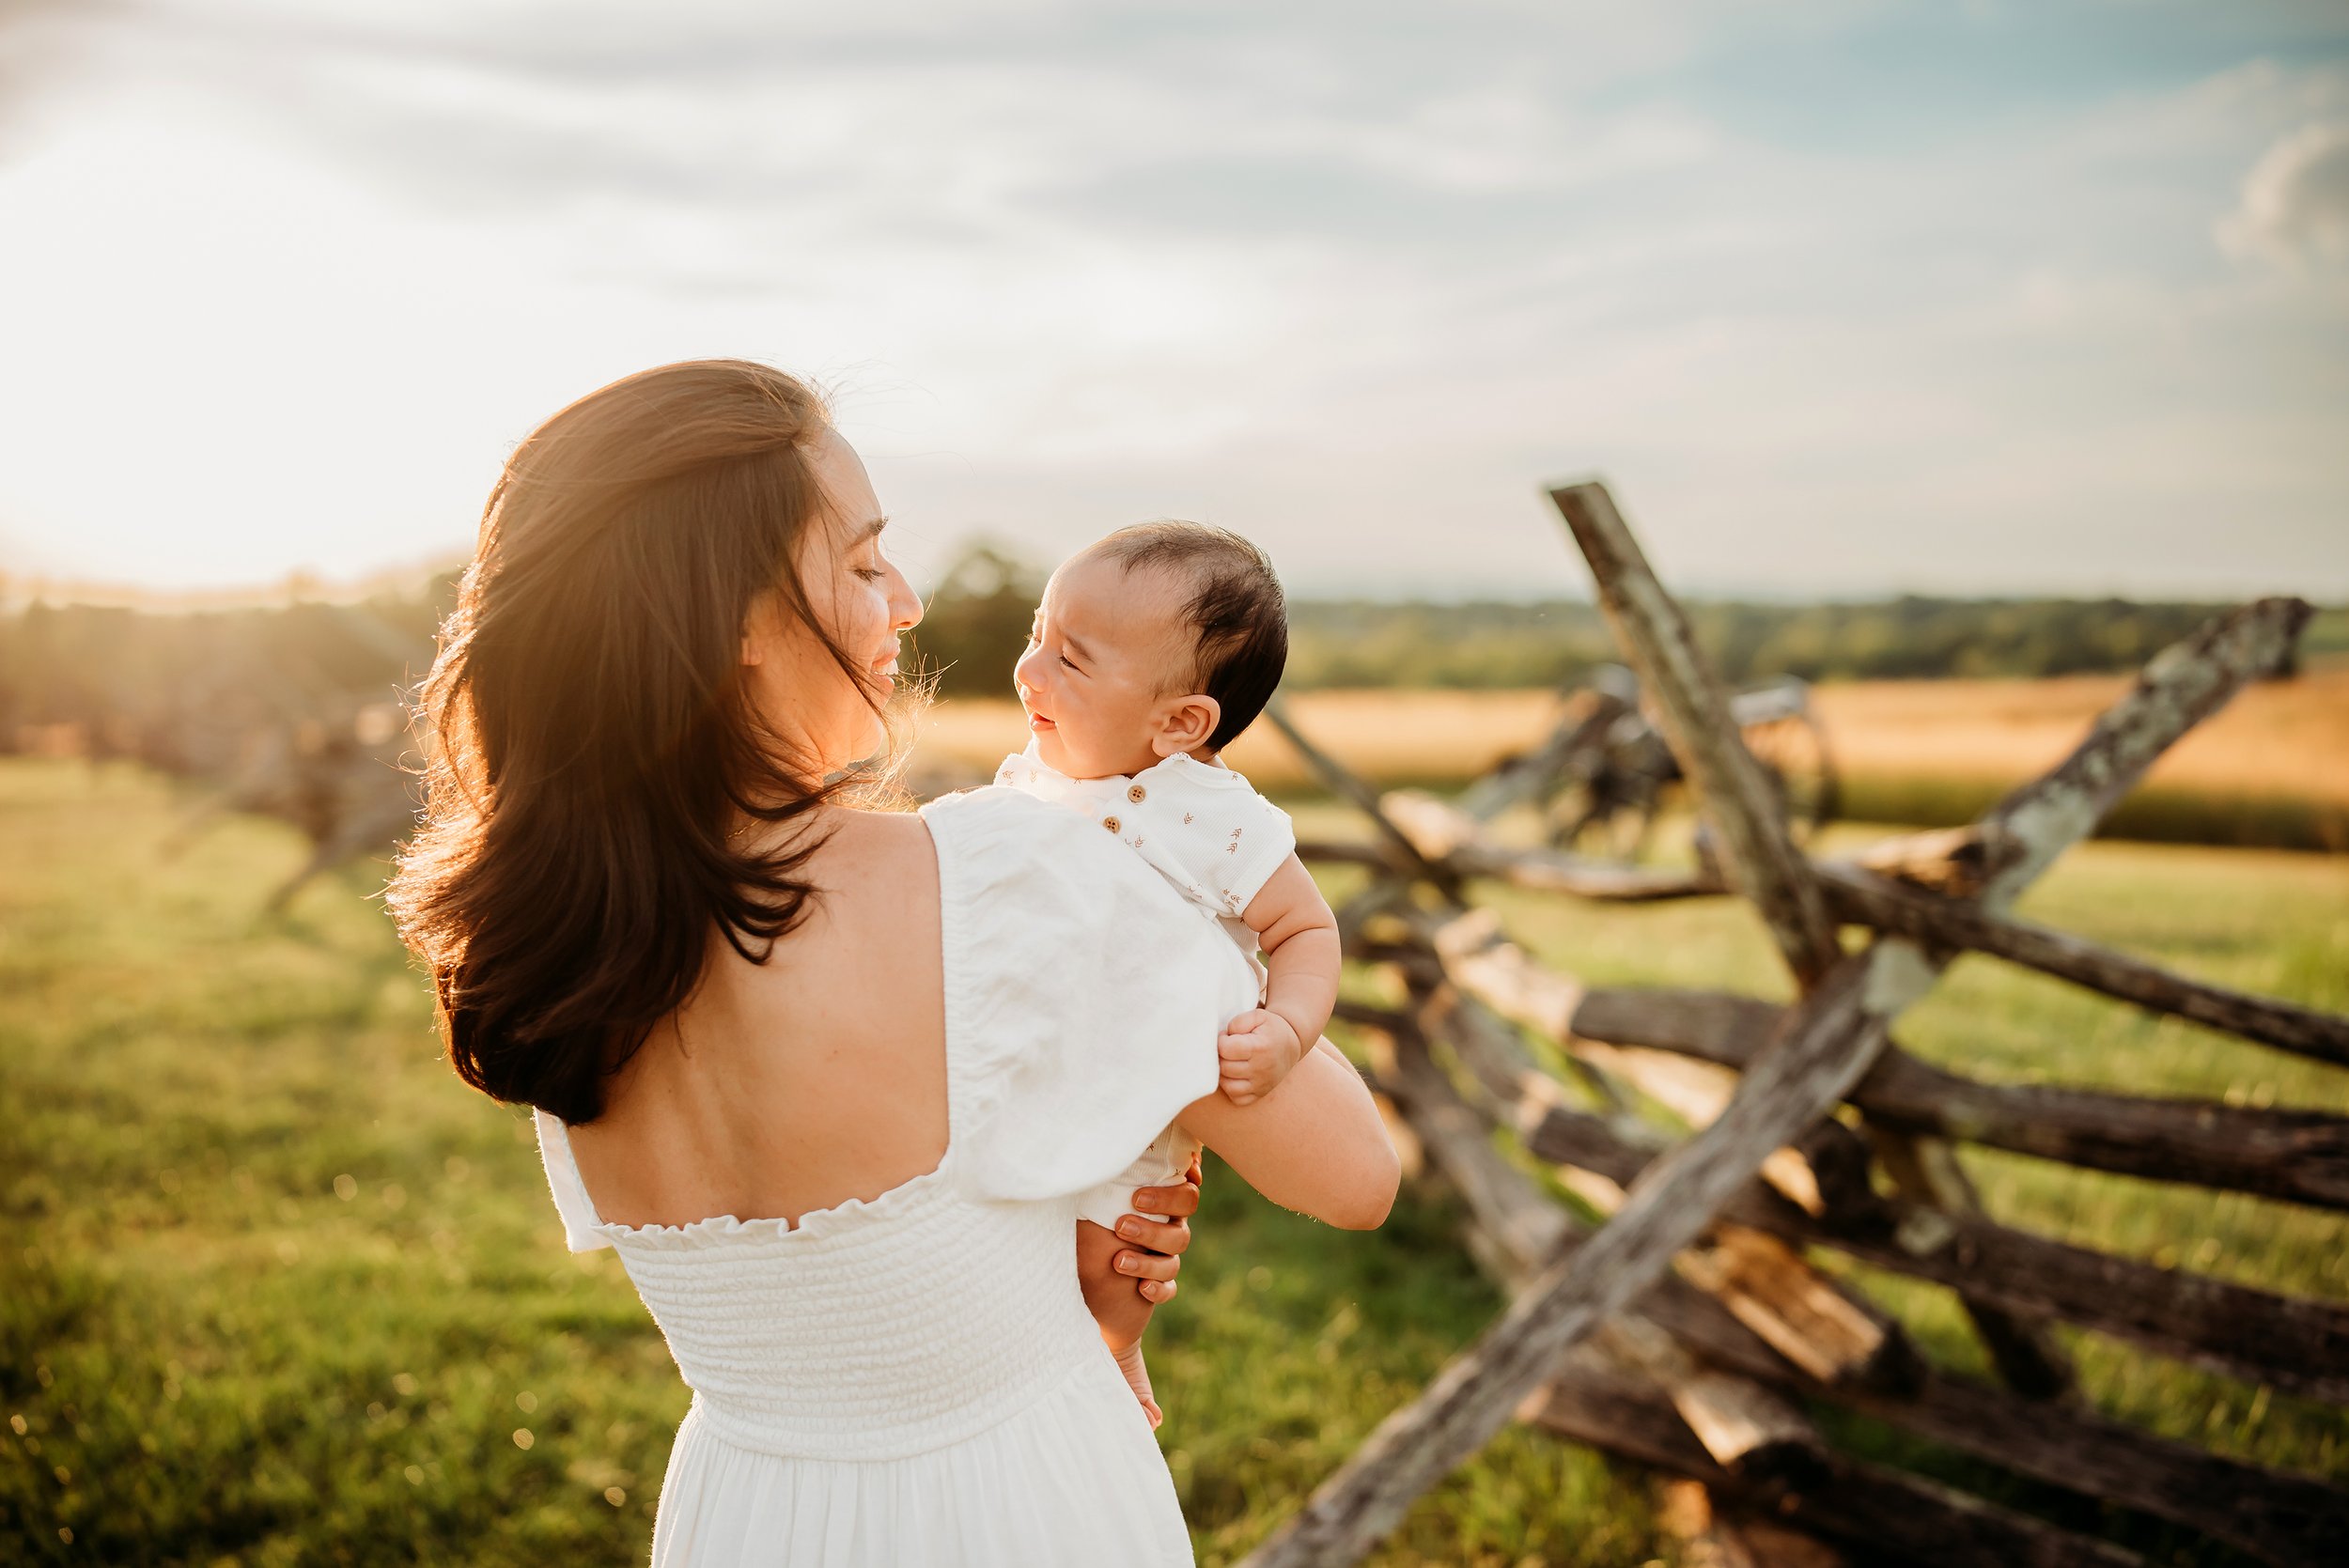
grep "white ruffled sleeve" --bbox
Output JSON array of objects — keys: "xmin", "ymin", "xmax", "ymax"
[
  {"xmin": 922, "ymin": 785, "xmax": 1262, "ymax": 1204},
  {"xmin": 535, "ymin": 1110, "xmax": 614, "ymax": 1253}
]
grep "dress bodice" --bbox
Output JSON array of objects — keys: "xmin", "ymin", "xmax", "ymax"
[{"xmin": 539, "ymin": 1120, "xmax": 1100, "ymax": 1460}]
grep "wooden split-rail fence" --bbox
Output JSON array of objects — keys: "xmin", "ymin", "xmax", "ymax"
[{"xmin": 1235, "ymin": 482, "xmax": 2349, "ymax": 1568}]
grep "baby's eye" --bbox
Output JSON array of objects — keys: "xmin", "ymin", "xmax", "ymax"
[{"xmin": 1059, "ymin": 655, "xmax": 1079, "ymax": 671}]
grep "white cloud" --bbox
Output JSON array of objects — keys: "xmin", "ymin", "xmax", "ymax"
[{"xmin": 2222, "ymin": 121, "xmax": 2349, "ymax": 269}]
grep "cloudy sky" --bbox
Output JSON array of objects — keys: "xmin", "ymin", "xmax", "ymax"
[{"xmin": 1, "ymin": 0, "xmax": 2343, "ymax": 602}]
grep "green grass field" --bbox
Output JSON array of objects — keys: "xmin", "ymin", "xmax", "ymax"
[{"xmin": 6, "ymin": 763, "xmax": 2347, "ymax": 1566}]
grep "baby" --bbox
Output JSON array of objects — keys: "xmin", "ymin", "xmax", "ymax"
[{"xmin": 995, "ymin": 520, "xmax": 1343, "ymax": 1429}]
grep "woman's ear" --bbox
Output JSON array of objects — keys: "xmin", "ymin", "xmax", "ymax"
[{"xmin": 1150, "ymin": 693, "xmax": 1221, "ymax": 758}]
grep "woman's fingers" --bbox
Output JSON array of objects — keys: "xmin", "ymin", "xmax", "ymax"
[
  {"xmin": 1119, "ymin": 1168, "xmax": 1202, "ymax": 1300},
  {"xmin": 1130, "ymin": 1180, "xmax": 1199, "ymax": 1220},
  {"xmin": 1114, "ymin": 1249, "xmax": 1180, "ymax": 1283},
  {"xmin": 1115, "ymin": 1213, "xmax": 1191, "ymax": 1256}
]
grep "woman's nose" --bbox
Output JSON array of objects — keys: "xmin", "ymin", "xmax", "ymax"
[{"xmin": 892, "ymin": 563, "xmax": 924, "ymax": 630}]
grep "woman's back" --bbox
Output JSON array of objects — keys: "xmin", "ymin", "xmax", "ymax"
[{"xmin": 565, "ymin": 804, "xmax": 948, "ymax": 1240}]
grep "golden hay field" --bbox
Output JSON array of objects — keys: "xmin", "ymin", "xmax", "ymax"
[
  {"xmin": 909, "ymin": 689, "xmax": 1557, "ymax": 793},
  {"xmin": 910, "ymin": 667, "xmax": 2349, "ymax": 848},
  {"xmin": 1812, "ymin": 668, "xmax": 2348, "ymax": 807}
]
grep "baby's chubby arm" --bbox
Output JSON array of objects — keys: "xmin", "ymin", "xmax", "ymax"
[{"xmin": 1218, "ymin": 854, "xmax": 1342, "ymax": 1105}]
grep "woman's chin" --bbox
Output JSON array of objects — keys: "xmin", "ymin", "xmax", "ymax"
[{"xmin": 832, "ymin": 721, "xmax": 891, "ymax": 781}]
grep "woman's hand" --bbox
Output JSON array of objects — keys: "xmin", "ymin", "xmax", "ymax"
[
  {"xmin": 1078, "ymin": 1163, "xmax": 1203, "ymax": 1351},
  {"xmin": 1112, "ymin": 1162, "xmax": 1201, "ymax": 1304}
]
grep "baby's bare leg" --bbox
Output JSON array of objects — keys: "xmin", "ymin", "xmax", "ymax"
[{"xmin": 1078, "ymin": 1219, "xmax": 1163, "ymax": 1428}]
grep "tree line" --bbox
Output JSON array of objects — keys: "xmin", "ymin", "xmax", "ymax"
[
  {"xmin": 896, "ymin": 542, "xmax": 2341, "ymax": 698},
  {"xmin": 3, "ymin": 544, "xmax": 2339, "ymax": 752}
]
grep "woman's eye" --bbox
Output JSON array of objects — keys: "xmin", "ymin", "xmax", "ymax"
[{"xmin": 854, "ymin": 567, "xmax": 885, "ymax": 582}]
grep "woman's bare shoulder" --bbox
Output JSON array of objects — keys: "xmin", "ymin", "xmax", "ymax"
[
  {"xmin": 802, "ymin": 805, "xmax": 941, "ymax": 896},
  {"xmin": 829, "ymin": 801, "xmax": 941, "ymax": 847},
  {"xmin": 711, "ymin": 805, "xmax": 943, "ymax": 1029}
]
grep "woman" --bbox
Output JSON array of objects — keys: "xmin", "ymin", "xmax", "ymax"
[{"xmin": 388, "ymin": 359, "xmax": 1398, "ymax": 1566}]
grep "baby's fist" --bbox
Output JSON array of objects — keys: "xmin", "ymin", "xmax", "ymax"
[{"xmin": 1218, "ymin": 1009, "xmax": 1303, "ymax": 1105}]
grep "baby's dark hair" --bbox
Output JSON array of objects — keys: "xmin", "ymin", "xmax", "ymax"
[{"xmin": 1089, "ymin": 520, "xmax": 1287, "ymax": 751}]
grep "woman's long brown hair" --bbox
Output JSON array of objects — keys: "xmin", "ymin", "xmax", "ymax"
[{"xmin": 386, "ymin": 359, "xmax": 911, "ymax": 1124}]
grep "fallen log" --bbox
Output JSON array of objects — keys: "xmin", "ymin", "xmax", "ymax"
[
  {"xmin": 1341, "ymin": 791, "xmax": 2349, "ymax": 1065},
  {"xmin": 1816, "ymin": 862, "xmax": 2349, "ymax": 1069},
  {"xmin": 1570, "ymin": 986, "xmax": 2349, "ymax": 1212},
  {"xmin": 1828, "ymin": 1362, "xmax": 2349, "ymax": 1566},
  {"xmin": 1674, "ymin": 1226, "xmax": 1917, "ymax": 1390},
  {"xmin": 1523, "ymin": 1099, "xmax": 2349, "ymax": 1405},
  {"xmin": 1600, "ymin": 1314, "xmax": 1829, "ymax": 1490},
  {"xmin": 1526, "ymin": 1350, "xmax": 2148, "ymax": 1568}
]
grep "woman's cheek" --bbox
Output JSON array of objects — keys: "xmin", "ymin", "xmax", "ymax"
[{"xmin": 853, "ymin": 582, "xmax": 891, "ymax": 641}]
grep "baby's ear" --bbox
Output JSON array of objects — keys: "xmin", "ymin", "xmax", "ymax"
[{"xmin": 1151, "ymin": 693, "xmax": 1221, "ymax": 757}]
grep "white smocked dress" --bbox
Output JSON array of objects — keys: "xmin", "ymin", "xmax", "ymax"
[
  {"xmin": 533, "ymin": 785, "xmax": 1259, "ymax": 1566},
  {"xmin": 992, "ymin": 741, "xmax": 1297, "ymax": 1233}
]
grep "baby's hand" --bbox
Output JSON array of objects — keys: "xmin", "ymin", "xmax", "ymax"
[{"xmin": 1218, "ymin": 1009, "xmax": 1303, "ymax": 1105}]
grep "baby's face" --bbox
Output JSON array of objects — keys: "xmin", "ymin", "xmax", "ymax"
[{"xmin": 1014, "ymin": 551, "xmax": 1200, "ymax": 779}]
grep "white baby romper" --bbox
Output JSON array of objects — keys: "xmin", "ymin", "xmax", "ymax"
[
  {"xmin": 993, "ymin": 739, "xmax": 1297, "ymax": 1231},
  {"xmin": 533, "ymin": 786, "xmax": 1261, "ymax": 1566}
]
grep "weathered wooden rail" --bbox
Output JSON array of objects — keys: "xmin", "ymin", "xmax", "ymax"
[{"xmin": 1237, "ymin": 482, "xmax": 2349, "ymax": 1568}]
